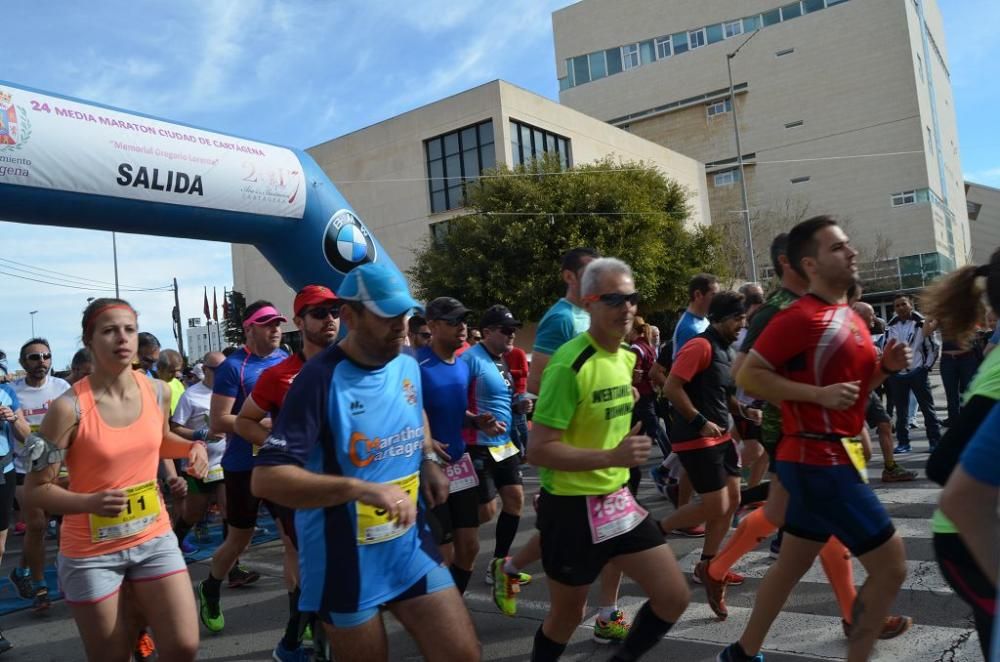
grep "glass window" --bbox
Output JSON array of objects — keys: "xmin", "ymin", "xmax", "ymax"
[
  {"xmin": 510, "ymin": 119, "xmax": 571, "ymax": 169},
  {"xmin": 826, "ymin": 0, "xmax": 848, "ymax": 5},
  {"xmin": 743, "ymin": 15, "xmax": 761, "ymax": 31},
  {"xmin": 558, "ymin": 138, "xmax": 570, "ymax": 169},
  {"xmin": 672, "ymin": 32, "xmax": 689, "ymax": 54},
  {"xmin": 707, "ymin": 24, "xmax": 725, "ymax": 44},
  {"xmin": 689, "ymin": 28, "xmax": 707, "ymax": 49},
  {"xmin": 444, "ymin": 133, "xmax": 460, "ymax": 156},
  {"xmin": 520, "ymin": 123, "xmax": 532, "ymax": 152},
  {"xmin": 706, "ymin": 98, "xmax": 732, "ymax": 117},
  {"xmin": 781, "ymin": 3, "xmax": 802, "ymax": 20},
  {"xmin": 655, "ymin": 36, "xmax": 672, "ymax": 59},
  {"xmin": 802, "ymin": 0, "xmax": 825, "ymax": 13},
  {"xmin": 425, "ymin": 120, "xmax": 493, "ymax": 213},
  {"xmin": 724, "ymin": 20, "xmax": 744, "ymax": 38},
  {"xmin": 478, "ymin": 122, "xmax": 493, "ymax": 146},
  {"xmin": 640, "ymin": 40, "xmax": 656, "ymax": 64},
  {"xmin": 462, "ymin": 150, "xmax": 479, "ymax": 179},
  {"xmin": 605, "ymin": 48, "xmax": 623, "ymax": 75},
  {"xmin": 559, "ymin": 76, "xmax": 572, "ymax": 91},
  {"xmin": 430, "ymin": 190, "xmax": 447, "ymax": 214},
  {"xmin": 762, "ymin": 9, "xmax": 782, "ymax": 26},
  {"xmin": 622, "ymin": 43, "xmax": 640, "ymax": 70},
  {"xmin": 428, "ymin": 159, "xmax": 445, "ymax": 192},
  {"xmin": 532, "ymin": 128, "xmax": 545, "ymax": 155},
  {"xmin": 891, "ymin": 190, "xmax": 917, "ymax": 207},
  {"xmin": 572, "ymin": 55, "xmax": 590, "ymax": 85},
  {"xmin": 588, "ymin": 51, "xmax": 607, "ymax": 80},
  {"xmin": 460, "ymin": 126, "xmax": 477, "ymax": 150},
  {"xmin": 427, "ymin": 138, "xmax": 442, "ymax": 161},
  {"xmin": 714, "ymin": 170, "xmax": 740, "ymax": 186}
]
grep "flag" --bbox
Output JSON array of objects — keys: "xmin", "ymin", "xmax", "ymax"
[
  {"xmin": 212, "ymin": 287, "xmax": 219, "ymax": 322},
  {"xmin": 203, "ymin": 287, "xmax": 210, "ymax": 322}
]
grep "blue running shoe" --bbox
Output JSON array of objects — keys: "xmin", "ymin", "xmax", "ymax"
[
  {"xmin": 651, "ymin": 466, "xmax": 669, "ymax": 498},
  {"xmin": 272, "ymin": 640, "xmax": 309, "ymax": 661},
  {"xmin": 894, "ymin": 444, "xmax": 911, "ymax": 454},
  {"xmin": 717, "ymin": 642, "xmax": 764, "ymax": 661}
]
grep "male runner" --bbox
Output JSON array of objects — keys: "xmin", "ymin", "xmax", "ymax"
[
  {"xmin": 1, "ymin": 379, "xmax": 29, "ymax": 654},
  {"xmin": 198, "ymin": 301, "xmax": 289, "ymax": 632},
  {"xmin": 719, "ymin": 216, "xmax": 912, "ymax": 662},
  {"xmin": 252, "ymin": 263, "xmax": 480, "ymax": 662},
  {"xmin": 235, "ymin": 285, "xmax": 340, "ymax": 660},
  {"xmin": 528, "ymin": 257, "xmax": 689, "ymax": 662}
]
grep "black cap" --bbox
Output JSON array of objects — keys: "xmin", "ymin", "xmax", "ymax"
[
  {"xmin": 426, "ymin": 297, "xmax": 470, "ymax": 322},
  {"xmin": 480, "ymin": 305, "xmax": 522, "ymax": 329},
  {"xmin": 708, "ymin": 291, "xmax": 746, "ymax": 323}
]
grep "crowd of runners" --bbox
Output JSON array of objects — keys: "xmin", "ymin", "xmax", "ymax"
[{"xmin": 0, "ymin": 215, "xmax": 998, "ymax": 661}]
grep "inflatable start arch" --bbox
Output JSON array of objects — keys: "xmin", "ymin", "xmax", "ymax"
[{"xmin": 0, "ymin": 79, "xmax": 399, "ymax": 292}]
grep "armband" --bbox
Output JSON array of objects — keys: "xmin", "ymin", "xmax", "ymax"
[{"xmin": 21, "ymin": 433, "xmax": 67, "ymax": 473}]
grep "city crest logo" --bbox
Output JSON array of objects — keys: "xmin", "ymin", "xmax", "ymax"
[{"xmin": 0, "ymin": 90, "xmax": 32, "ymax": 151}]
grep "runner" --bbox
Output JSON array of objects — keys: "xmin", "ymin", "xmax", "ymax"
[
  {"xmin": 198, "ymin": 300, "xmax": 289, "ymax": 633},
  {"xmin": 528, "ymin": 257, "xmax": 689, "ymax": 662},
  {"xmin": 236, "ymin": 285, "xmax": 341, "ymax": 661},
  {"xmin": 252, "ymin": 263, "xmax": 480, "ymax": 662},
  {"xmin": 10, "ymin": 338, "xmax": 71, "ymax": 611},
  {"xmin": 718, "ymin": 216, "xmax": 912, "ymax": 662},
  {"xmin": 0, "ymin": 375, "xmax": 29, "ymax": 655},
  {"xmin": 23, "ymin": 297, "xmax": 208, "ymax": 662}
]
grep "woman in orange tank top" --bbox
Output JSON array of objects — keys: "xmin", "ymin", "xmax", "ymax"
[{"xmin": 25, "ymin": 298, "xmax": 208, "ymax": 662}]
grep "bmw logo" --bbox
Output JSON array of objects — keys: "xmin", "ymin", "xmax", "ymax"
[{"xmin": 323, "ymin": 209, "xmax": 377, "ymax": 273}]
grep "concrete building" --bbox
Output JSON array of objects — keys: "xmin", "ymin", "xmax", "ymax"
[
  {"xmin": 966, "ymin": 181, "xmax": 1000, "ymax": 266},
  {"xmin": 232, "ymin": 79, "xmax": 711, "ymax": 322},
  {"xmin": 552, "ymin": 0, "xmax": 969, "ymax": 293},
  {"xmin": 185, "ymin": 319, "xmax": 227, "ymax": 362}
]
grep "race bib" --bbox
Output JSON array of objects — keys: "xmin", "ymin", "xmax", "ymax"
[
  {"xmin": 586, "ymin": 487, "xmax": 648, "ymax": 544},
  {"xmin": 841, "ymin": 437, "xmax": 868, "ymax": 484},
  {"xmin": 204, "ymin": 465, "xmax": 225, "ymax": 483},
  {"xmin": 444, "ymin": 453, "xmax": 479, "ymax": 494},
  {"xmin": 88, "ymin": 480, "xmax": 162, "ymax": 543},
  {"xmin": 356, "ymin": 472, "xmax": 420, "ymax": 545},
  {"xmin": 488, "ymin": 441, "xmax": 519, "ymax": 462}
]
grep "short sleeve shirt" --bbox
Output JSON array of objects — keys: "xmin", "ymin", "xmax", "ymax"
[
  {"xmin": 672, "ymin": 311, "xmax": 709, "ymax": 359},
  {"xmin": 0, "ymin": 385, "xmax": 19, "ymax": 474},
  {"xmin": 670, "ymin": 338, "xmax": 713, "ymax": 382},
  {"xmin": 213, "ymin": 347, "xmax": 288, "ymax": 472},
  {"xmin": 533, "ymin": 333, "xmax": 636, "ymax": 496},
  {"xmin": 171, "ymin": 381, "xmax": 224, "ymax": 470},
  {"xmin": 255, "ymin": 346, "xmax": 439, "ymax": 615},
  {"xmin": 533, "ymin": 298, "xmax": 589, "ymax": 356},
  {"xmin": 250, "ymin": 353, "xmax": 306, "ymax": 417},
  {"xmin": 12, "ymin": 376, "xmax": 71, "ymax": 473},
  {"xmin": 751, "ymin": 294, "xmax": 877, "ymax": 465},
  {"xmin": 417, "ymin": 346, "xmax": 471, "ymax": 462},
  {"xmin": 462, "ymin": 344, "xmax": 513, "ymax": 447},
  {"xmin": 959, "ymin": 402, "xmax": 1000, "ymax": 487}
]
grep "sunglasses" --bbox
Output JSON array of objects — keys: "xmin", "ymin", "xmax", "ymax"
[
  {"xmin": 25, "ymin": 352, "xmax": 52, "ymax": 361},
  {"xmin": 584, "ymin": 292, "xmax": 641, "ymax": 307},
  {"xmin": 433, "ymin": 318, "xmax": 466, "ymax": 327},
  {"xmin": 304, "ymin": 306, "xmax": 341, "ymax": 320}
]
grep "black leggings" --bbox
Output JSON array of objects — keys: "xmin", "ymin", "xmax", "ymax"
[{"xmin": 934, "ymin": 532, "xmax": 995, "ymax": 658}]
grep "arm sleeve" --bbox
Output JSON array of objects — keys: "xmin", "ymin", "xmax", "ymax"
[
  {"xmin": 750, "ymin": 308, "xmax": 809, "ymax": 369},
  {"xmin": 212, "ymin": 360, "xmax": 240, "ymax": 398},
  {"xmin": 255, "ymin": 361, "xmax": 331, "ymax": 467},
  {"xmin": 532, "ymin": 362, "xmax": 580, "ymax": 430},
  {"xmin": 669, "ymin": 339, "xmax": 712, "ymax": 382},
  {"xmin": 958, "ymin": 402, "xmax": 1000, "ymax": 487}
]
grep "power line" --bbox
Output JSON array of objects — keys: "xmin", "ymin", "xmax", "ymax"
[
  {"xmin": 0, "ymin": 256, "xmax": 161, "ymax": 290},
  {"xmin": 0, "ymin": 268, "xmax": 172, "ymax": 293}
]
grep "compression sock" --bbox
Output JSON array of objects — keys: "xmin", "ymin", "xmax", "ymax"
[
  {"xmin": 531, "ymin": 625, "xmax": 567, "ymax": 662},
  {"xmin": 494, "ymin": 512, "xmax": 521, "ymax": 559},
  {"xmin": 613, "ymin": 601, "xmax": 675, "ymax": 661},
  {"xmin": 202, "ymin": 573, "xmax": 222, "ymax": 599},
  {"xmin": 709, "ymin": 507, "xmax": 778, "ymax": 582},
  {"xmin": 280, "ymin": 587, "xmax": 303, "ymax": 650},
  {"xmin": 819, "ymin": 537, "xmax": 856, "ymax": 622},
  {"xmin": 449, "ymin": 564, "xmax": 472, "ymax": 594},
  {"xmin": 173, "ymin": 518, "xmax": 194, "ymax": 544}
]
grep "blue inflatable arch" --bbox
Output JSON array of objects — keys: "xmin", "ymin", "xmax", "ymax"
[{"xmin": 0, "ymin": 80, "xmax": 399, "ymax": 293}]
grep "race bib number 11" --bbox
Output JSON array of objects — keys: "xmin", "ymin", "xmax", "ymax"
[{"xmin": 89, "ymin": 480, "xmax": 161, "ymax": 542}]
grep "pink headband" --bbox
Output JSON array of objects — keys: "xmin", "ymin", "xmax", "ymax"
[{"xmin": 242, "ymin": 306, "xmax": 287, "ymax": 330}]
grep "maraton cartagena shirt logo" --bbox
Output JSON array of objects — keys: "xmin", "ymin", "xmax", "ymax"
[
  {"xmin": 0, "ymin": 90, "xmax": 32, "ymax": 152},
  {"xmin": 323, "ymin": 209, "xmax": 377, "ymax": 273}
]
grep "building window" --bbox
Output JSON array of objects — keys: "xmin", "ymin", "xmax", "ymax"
[
  {"xmin": 802, "ymin": 0, "xmax": 825, "ymax": 13},
  {"xmin": 790, "ymin": 176, "xmax": 811, "ymax": 184},
  {"xmin": 724, "ymin": 20, "xmax": 744, "ymax": 38},
  {"xmin": 891, "ymin": 190, "xmax": 917, "ymax": 207},
  {"xmin": 784, "ymin": 120, "xmax": 804, "ymax": 128},
  {"xmin": 655, "ymin": 36, "xmax": 672, "ymax": 60},
  {"xmin": 714, "ymin": 169, "xmax": 740, "ymax": 187},
  {"xmin": 743, "ymin": 15, "xmax": 761, "ymax": 32},
  {"xmin": 762, "ymin": 9, "xmax": 782, "ymax": 26},
  {"xmin": 605, "ymin": 48, "xmax": 623, "ymax": 75},
  {"xmin": 572, "ymin": 55, "xmax": 590, "ymax": 85},
  {"xmin": 588, "ymin": 51, "xmax": 607, "ymax": 80},
  {"xmin": 672, "ymin": 31, "xmax": 689, "ymax": 54},
  {"xmin": 425, "ymin": 120, "xmax": 495, "ymax": 214},
  {"xmin": 707, "ymin": 24, "xmax": 725, "ymax": 44},
  {"xmin": 639, "ymin": 39, "xmax": 656, "ymax": 64},
  {"xmin": 510, "ymin": 119, "xmax": 571, "ymax": 170},
  {"xmin": 688, "ymin": 28, "xmax": 707, "ymax": 49},
  {"xmin": 622, "ymin": 43, "xmax": 640, "ymax": 70},
  {"xmin": 706, "ymin": 98, "xmax": 732, "ymax": 118},
  {"xmin": 781, "ymin": 2, "xmax": 803, "ymax": 20},
  {"xmin": 776, "ymin": 48, "xmax": 795, "ymax": 56}
]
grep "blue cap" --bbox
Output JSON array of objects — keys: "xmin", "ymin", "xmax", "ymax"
[{"xmin": 337, "ymin": 263, "xmax": 422, "ymax": 318}]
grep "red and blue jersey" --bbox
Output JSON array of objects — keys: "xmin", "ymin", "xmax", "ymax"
[{"xmin": 461, "ymin": 343, "xmax": 513, "ymax": 447}]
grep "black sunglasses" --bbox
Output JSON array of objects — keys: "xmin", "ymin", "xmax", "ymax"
[
  {"xmin": 436, "ymin": 318, "xmax": 466, "ymax": 327},
  {"xmin": 585, "ymin": 292, "xmax": 641, "ymax": 307},
  {"xmin": 305, "ymin": 306, "xmax": 341, "ymax": 320},
  {"xmin": 25, "ymin": 352, "xmax": 52, "ymax": 361}
]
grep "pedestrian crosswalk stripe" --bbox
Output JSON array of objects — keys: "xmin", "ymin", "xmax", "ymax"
[{"xmin": 871, "ymin": 486, "xmax": 940, "ymax": 505}]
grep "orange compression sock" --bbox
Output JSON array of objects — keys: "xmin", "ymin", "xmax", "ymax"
[
  {"xmin": 818, "ymin": 537, "xmax": 856, "ymax": 622},
  {"xmin": 708, "ymin": 507, "xmax": 778, "ymax": 582}
]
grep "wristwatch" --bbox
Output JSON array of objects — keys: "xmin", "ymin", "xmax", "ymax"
[{"xmin": 422, "ymin": 450, "xmax": 444, "ymax": 466}]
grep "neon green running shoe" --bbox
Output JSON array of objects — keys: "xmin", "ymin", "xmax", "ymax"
[
  {"xmin": 490, "ymin": 557, "xmax": 521, "ymax": 617},
  {"xmin": 197, "ymin": 581, "xmax": 225, "ymax": 633},
  {"xmin": 593, "ymin": 610, "xmax": 631, "ymax": 643}
]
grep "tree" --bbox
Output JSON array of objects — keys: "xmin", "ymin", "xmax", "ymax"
[
  {"xmin": 223, "ymin": 290, "xmax": 247, "ymax": 346},
  {"xmin": 409, "ymin": 155, "xmax": 727, "ymax": 321}
]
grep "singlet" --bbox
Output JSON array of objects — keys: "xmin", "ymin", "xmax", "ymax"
[
  {"xmin": 462, "ymin": 343, "xmax": 513, "ymax": 447},
  {"xmin": 213, "ymin": 346, "xmax": 287, "ymax": 472},
  {"xmin": 672, "ymin": 310, "xmax": 709, "ymax": 359},
  {"xmin": 12, "ymin": 376, "xmax": 71, "ymax": 473},
  {"xmin": 417, "ymin": 346, "xmax": 471, "ymax": 462},
  {"xmin": 171, "ymin": 381, "xmax": 223, "ymax": 471},
  {"xmin": 61, "ymin": 371, "xmax": 171, "ymax": 558},
  {"xmin": 256, "ymin": 345, "xmax": 439, "ymax": 615},
  {"xmin": 751, "ymin": 294, "xmax": 877, "ymax": 466},
  {"xmin": 533, "ymin": 332, "xmax": 636, "ymax": 496}
]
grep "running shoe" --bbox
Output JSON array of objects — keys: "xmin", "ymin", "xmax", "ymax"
[
  {"xmin": 651, "ymin": 466, "xmax": 669, "ymax": 498},
  {"xmin": 881, "ymin": 464, "xmax": 917, "ymax": 483},
  {"xmin": 842, "ymin": 614, "xmax": 913, "ymax": 640},
  {"xmin": 893, "ymin": 444, "xmax": 911, "ymax": 454},
  {"xmin": 32, "ymin": 584, "xmax": 51, "ymax": 612},
  {"xmin": 484, "ymin": 563, "xmax": 531, "ymax": 586},
  {"xmin": 693, "ymin": 568, "xmax": 745, "ymax": 586},
  {"xmin": 0, "ymin": 629, "xmax": 11, "ymax": 655},
  {"xmin": 671, "ymin": 525, "xmax": 706, "ymax": 537},
  {"xmin": 8, "ymin": 568, "xmax": 33, "ymax": 600},
  {"xmin": 197, "ymin": 581, "xmax": 225, "ymax": 633},
  {"xmin": 717, "ymin": 642, "xmax": 764, "ymax": 661},
  {"xmin": 133, "ymin": 630, "xmax": 156, "ymax": 661},
  {"xmin": 769, "ymin": 535, "xmax": 782, "ymax": 559},
  {"xmin": 593, "ymin": 610, "xmax": 630, "ymax": 643},
  {"xmin": 489, "ymin": 557, "xmax": 521, "ymax": 617},
  {"xmin": 272, "ymin": 640, "xmax": 309, "ymax": 662},
  {"xmin": 11, "ymin": 522, "xmax": 25, "ymax": 536},
  {"xmin": 227, "ymin": 564, "xmax": 261, "ymax": 588},
  {"xmin": 694, "ymin": 561, "xmax": 728, "ymax": 620}
]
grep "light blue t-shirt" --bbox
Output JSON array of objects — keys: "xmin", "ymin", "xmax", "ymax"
[
  {"xmin": 462, "ymin": 343, "xmax": 514, "ymax": 447},
  {"xmin": 533, "ymin": 298, "xmax": 590, "ymax": 356},
  {"xmin": 0, "ymin": 385, "xmax": 18, "ymax": 474},
  {"xmin": 960, "ymin": 401, "xmax": 1000, "ymax": 487},
  {"xmin": 672, "ymin": 310, "xmax": 709, "ymax": 359}
]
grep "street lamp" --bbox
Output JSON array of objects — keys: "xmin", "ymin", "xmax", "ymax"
[
  {"xmin": 727, "ymin": 29, "xmax": 761, "ymax": 282},
  {"xmin": 29, "ymin": 310, "xmax": 38, "ymax": 337}
]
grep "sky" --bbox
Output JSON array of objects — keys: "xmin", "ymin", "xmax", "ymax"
[{"xmin": 2, "ymin": 0, "xmax": 998, "ymax": 371}]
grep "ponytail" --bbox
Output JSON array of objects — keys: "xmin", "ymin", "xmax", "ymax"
[{"xmin": 921, "ymin": 248, "xmax": 1000, "ymax": 345}]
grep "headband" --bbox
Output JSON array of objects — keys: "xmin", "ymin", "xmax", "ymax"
[
  {"xmin": 242, "ymin": 305, "xmax": 286, "ymax": 330},
  {"xmin": 83, "ymin": 304, "xmax": 135, "ymax": 338}
]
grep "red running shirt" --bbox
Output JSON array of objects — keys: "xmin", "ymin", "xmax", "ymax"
[
  {"xmin": 250, "ymin": 353, "xmax": 305, "ymax": 416},
  {"xmin": 750, "ymin": 294, "xmax": 877, "ymax": 466}
]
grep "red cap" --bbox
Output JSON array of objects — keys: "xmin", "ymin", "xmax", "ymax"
[{"xmin": 294, "ymin": 285, "xmax": 338, "ymax": 316}]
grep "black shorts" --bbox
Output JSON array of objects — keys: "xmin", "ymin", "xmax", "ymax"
[
  {"xmin": 537, "ymin": 488, "xmax": 664, "ymax": 586},
  {"xmin": 428, "ymin": 486, "xmax": 480, "ymax": 545},
  {"xmin": 15, "ymin": 472, "xmax": 25, "ymax": 486},
  {"xmin": 865, "ymin": 392, "xmax": 891, "ymax": 428},
  {"xmin": 223, "ymin": 469, "xmax": 260, "ymax": 530},
  {"xmin": 675, "ymin": 440, "xmax": 741, "ymax": 494},
  {"xmin": 0, "ymin": 471, "xmax": 17, "ymax": 531},
  {"xmin": 468, "ymin": 446, "xmax": 522, "ymax": 504},
  {"xmin": 263, "ymin": 500, "xmax": 298, "ymax": 549},
  {"xmin": 735, "ymin": 417, "xmax": 762, "ymax": 442}
]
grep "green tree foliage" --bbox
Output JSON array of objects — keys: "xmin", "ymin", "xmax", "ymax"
[
  {"xmin": 409, "ymin": 155, "xmax": 726, "ymax": 321},
  {"xmin": 223, "ymin": 290, "xmax": 247, "ymax": 346}
]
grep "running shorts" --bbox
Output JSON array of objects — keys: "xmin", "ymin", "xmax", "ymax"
[
  {"xmin": 223, "ymin": 469, "xmax": 260, "ymax": 530},
  {"xmin": 537, "ymin": 488, "xmax": 663, "ymax": 586},
  {"xmin": 865, "ymin": 391, "xmax": 891, "ymax": 428},
  {"xmin": 0, "ymin": 472, "xmax": 16, "ymax": 531},
  {"xmin": 776, "ymin": 461, "xmax": 895, "ymax": 556},
  {"xmin": 184, "ymin": 474, "xmax": 224, "ymax": 495},
  {"xmin": 428, "ymin": 485, "xmax": 480, "ymax": 546},
  {"xmin": 57, "ymin": 532, "xmax": 187, "ymax": 604},
  {"xmin": 263, "ymin": 500, "xmax": 298, "ymax": 549},
  {"xmin": 468, "ymin": 446, "xmax": 523, "ymax": 505},
  {"xmin": 323, "ymin": 564, "xmax": 454, "ymax": 628},
  {"xmin": 675, "ymin": 440, "xmax": 741, "ymax": 494}
]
